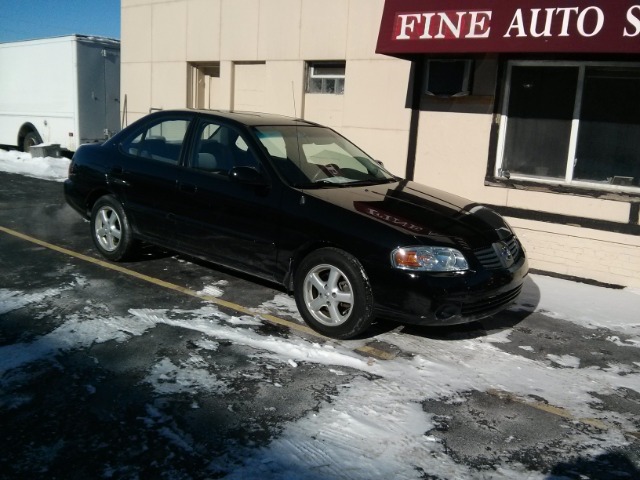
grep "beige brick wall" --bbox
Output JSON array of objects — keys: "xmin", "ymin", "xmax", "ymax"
[{"xmin": 510, "ymin": 218, "xmax": 640, "ymax": 288}]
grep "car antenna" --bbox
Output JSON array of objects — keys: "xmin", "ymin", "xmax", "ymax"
[
  {"xmin": 292, "ymin": 81, "xmax": 306, "ymax": 203},
  {"xmin": 291, "ymin": 81, "xmax": 297, "ymax": 119}
]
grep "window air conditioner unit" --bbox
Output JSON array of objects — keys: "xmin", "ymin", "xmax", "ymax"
[{"xmin": 424, "ymin": 59, "xmax": 473, "ymax": 97}]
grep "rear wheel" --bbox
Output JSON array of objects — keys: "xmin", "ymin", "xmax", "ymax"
[
  {"xmin": 90, "ymin": 195, "xmax": 137, "ymax": 261},
  {"xmin": 22, "ymin": 131, "xmax": 42, "ymax": 153},
  {"xmin": 294, "ymin": 248, "xmax": 374, "ymax": 339}
]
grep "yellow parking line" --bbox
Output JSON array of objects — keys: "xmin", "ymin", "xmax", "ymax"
[
  {"xmin": 487, "ymin": 389, "xmax": 615, "ymax": 432},
  {"xmin": 1, "ymin": 225, "xmax": 403, "ymax": 361},
  {"xmin": 0, "ymin": 225, "xmax": 318, "ymax": 336}
]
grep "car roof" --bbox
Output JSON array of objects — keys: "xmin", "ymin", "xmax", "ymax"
[{"xmin": 159, "ymin": 109, "xmax": 321, "ymax": 128}]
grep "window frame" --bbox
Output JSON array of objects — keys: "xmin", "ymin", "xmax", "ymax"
[
  {"xmin": 306, "ymin": 61, "xmax": 346, "ymax": 95},
  {"xmin": 495, "ymin": 59, "xmax": 640, "ymax": 194}
]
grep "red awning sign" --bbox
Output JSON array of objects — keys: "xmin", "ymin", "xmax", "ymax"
[{"xmin": 377, "ymin": 0, "xmax": 640, "ymax": 55}]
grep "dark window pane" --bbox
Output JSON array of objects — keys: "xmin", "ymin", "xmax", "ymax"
[
  {"xmin": 324, "ymin": 78, "xmax": 336, "ymax": 94},
  {"xmin": 574, "ymin": 67, "xmax": 640, "ymax": 186},
  {"xmin": 308, "ymin": 77, "xmax": 323, "ymax": 93},
  {"xmin": 503, "ymin": 66, "xmax": 578, "ymax": 178},
  {"xmin": 313, "ymin": 64, "xmax": 345, "ymax": 76},
  {"xmin": 200, "ymin": 65, "xmax": 220, "ymax": 78}
]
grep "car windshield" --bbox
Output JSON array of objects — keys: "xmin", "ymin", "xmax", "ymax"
[{"xmin": 253, "ymin": 125, "xmax": 396, "ymax": 187}]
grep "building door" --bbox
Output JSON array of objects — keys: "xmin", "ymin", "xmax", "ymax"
[{"xmin": 188, "ymin": 63, "xmax": 220, "ymax": 109}]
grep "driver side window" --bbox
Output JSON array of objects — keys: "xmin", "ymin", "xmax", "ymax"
[{"xmin": 191, "ymin": 120, "xmax": 262, "ymax": 175}]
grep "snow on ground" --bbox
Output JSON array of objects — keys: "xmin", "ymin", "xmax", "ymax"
[
  {"xmin": 0, "ymin": 148, "xmax": 70, "ymax": 182},
  {"xmin": 2, "ymin": 146, "xmax": 640, "ymax": 478},
  {"xmin": 514, "ymin": 274, "xmax": 640, "ymax": 340},
  {"xmin": 1, "ymin": 273, "xmax": 639, "ymax": 479}
]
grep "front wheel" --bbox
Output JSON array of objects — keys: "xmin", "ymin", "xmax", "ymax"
[
  {"xmin": 90, "ymin": 195, "xmax": 137, "ymax": 261},
  {"xmin": 294, "ymin": 248, "xmax": 374, "ymax": 339}
]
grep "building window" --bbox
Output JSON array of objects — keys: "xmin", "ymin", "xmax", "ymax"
[
  {"xmin": 496, "ymin": 61, "xmax": 640, "ymax": 191},
  {"xmin": 307, "ymin": 61, "xmax": 345, "ymax": 94}
]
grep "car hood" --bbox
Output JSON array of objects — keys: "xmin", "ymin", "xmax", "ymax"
[{"xmin": 303, "ymin": 180, "xmax": 514, "ymax": 249}]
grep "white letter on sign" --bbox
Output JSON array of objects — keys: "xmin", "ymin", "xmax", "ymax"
[
  {"xmin": 435, "ymin": 11, "xmax": 466, "ymax": 39},
  {"xmin": 556, "ymin": 7, "xmax": 579, "ymax": 36},
  {"xmin": 624, "ymin": 5, "xmax": 640, "ymax": 37},
  {"xmin": 419, "ymin": 13, "xmax": 436, "ymax": 39},
  {"xmin": 396, "ymin": 14, "xmax": 422, "ymax": 40},
  {"xmin": 577, "ymin": 6, "xmax": 604, "ymax": 37},
  {"xmin": 530, "ymin": 8, "xmax": 556, "ymax": 37},
  {"xmin": 467, "ymin": 11, "xmax": 492, "ymax": 38},
  {"xmin": 504, "ymin": 9, "xmax": 527, "ymax": 37}
]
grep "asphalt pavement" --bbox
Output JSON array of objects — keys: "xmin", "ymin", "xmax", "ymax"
[{"xmin": 1, "ymin": 171, "xmax": 639, "ymax": 479}]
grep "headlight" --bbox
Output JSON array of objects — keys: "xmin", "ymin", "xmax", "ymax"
[{"xmin": 391, "ymin": 246, "xmax": 469, "ymax": 272}]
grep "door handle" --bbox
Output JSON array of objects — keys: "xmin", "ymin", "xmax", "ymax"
[
  {"xmin": 111, "ymin": 178, "xmax": 130, "ymax": 186},
  {"xmin": 179, "ymin": 182, "xmax": 197, "ymax": 194}
]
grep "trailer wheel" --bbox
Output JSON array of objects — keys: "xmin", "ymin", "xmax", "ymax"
[{"xmin": 22, "ymin": 131, "xmax": 42, "ymax": 153}]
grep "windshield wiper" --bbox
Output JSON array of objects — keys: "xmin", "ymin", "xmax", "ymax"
[
  {"xmin": 293, "ymin": 178, "xmax": 396, "ymax": 189},
  {"xmin": 292, "ymin": 180, "xmax": 337, "ymax": 189},
  {"xmin": 342, "ymin": 178, "xmax": 396, "ymax": 187}
]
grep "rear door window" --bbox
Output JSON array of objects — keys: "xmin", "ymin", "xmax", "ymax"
[{"xmin": 122, "ymin": 118, "xmax": 191, "ymax": 165}]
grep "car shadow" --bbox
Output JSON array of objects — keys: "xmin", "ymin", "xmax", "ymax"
[
  {"xmin": 547, "ymin": 450, "xmax": 640, "ymax": 479},
  {"xmin": 125, "ymin": 243, "xmax": 175, "ymax": 262},
  {"xmin": 122, "ymin": 245, "xmax": 541, "ymax": 344},
  {"xmin": 124, "ymin": 246, "xmax": 287, "ymax": 293}
]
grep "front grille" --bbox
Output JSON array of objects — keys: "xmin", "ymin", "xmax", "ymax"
[
  {"xmin": 474, "ymin": 236, "xmax": 521, "ymax": 270},
  {"xmin": 461, "ymin": 284, "xmax": 523, "ymax": 317}
]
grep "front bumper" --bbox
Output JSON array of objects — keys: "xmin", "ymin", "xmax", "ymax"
[{"xmin": 371, "ymin": 254, "xmax": 529, "ymax": 326}]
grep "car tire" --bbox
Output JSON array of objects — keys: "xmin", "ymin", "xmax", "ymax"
[
  {"xmin": 294, "ymin": 247, "xmax": 374, "ymax": 339},
  {"xmin": 22, "ymin": 131, "xmax": 42, "ymax": 153},
  {"xmin": 90, "ymin": 195, "xmax": 137, "ymax": 261}
]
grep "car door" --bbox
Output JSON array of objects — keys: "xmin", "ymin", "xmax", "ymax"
[
  {"xmin": 110, "ymin": 114, "xmax": 192, "ymax": 246},
  {"xmin": 173, "ymin": 117, "xmax": 282, "ymax": 279}
]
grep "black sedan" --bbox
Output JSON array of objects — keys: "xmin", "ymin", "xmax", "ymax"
[{"xmin": 64, "ymin": 109, "xmax": 528, "ymax": 339}]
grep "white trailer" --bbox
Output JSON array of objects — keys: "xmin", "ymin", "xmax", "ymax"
[{"xmin": 0, "ymin": 35, "xmax": 120, "ymax": 153}]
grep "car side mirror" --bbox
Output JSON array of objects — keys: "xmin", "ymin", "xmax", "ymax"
[{"xmin": 229, "ymin": 166, "xmax": 269, "ymax": 187}]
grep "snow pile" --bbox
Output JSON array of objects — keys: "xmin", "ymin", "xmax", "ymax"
[{"xmin": 0, "ymin": 148, "xmax": 70, "ymax": 182}]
